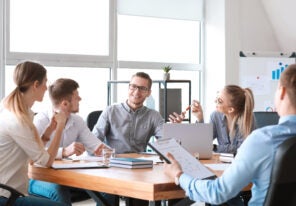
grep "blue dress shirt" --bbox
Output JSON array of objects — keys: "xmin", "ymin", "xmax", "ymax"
[{"xmin": 180, "ymin": 115, "xmax": 296, "ymax": 205}]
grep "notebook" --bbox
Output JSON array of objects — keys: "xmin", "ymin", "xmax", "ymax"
[{"xmin": 163, "ymin": 123, "xmax": 213, "ymax": 159}]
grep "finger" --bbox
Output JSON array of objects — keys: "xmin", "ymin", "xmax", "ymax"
[
  {"xmin": 166, "ymin": 152, "xmax": 176, "ymax": 163},
  {"xmin": 181, "ymin": 112, "xmax": 186, "ymax": 117},
  {"xmin": 173, "ymin": 112, "xmax": 179, "ymax": 116},
  {"xmin": 168, "ymin": 114, "xmax": 176, "ymax": 120}
]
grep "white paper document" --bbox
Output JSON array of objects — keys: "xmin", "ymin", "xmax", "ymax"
[
  {"xmin": 52, "ymin": 162, "xmax": 108, "ymax": 169},
  {"xmin": 149, "ymin": 138, "xmax": 216, "ymax": 179}
]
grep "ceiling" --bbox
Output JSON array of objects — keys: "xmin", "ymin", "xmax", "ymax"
[{"xmin": 261, "ymin": 0, "xmax": 296, "ymax": 52}]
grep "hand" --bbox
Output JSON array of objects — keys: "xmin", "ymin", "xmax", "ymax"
[
  {"xmin": 93, "ymin": 143, "xmax": 111, "ymax": 156},
  {"xmin": 168, "ymin": 112, "xmax": 185, "ymax": 123},
  {"xmin": 42, "ymin": 116, "xmax": 57, "ymax": 142},
  {"xmin": 191, "ymin": 100, "xmax": 204, "ymax": 122},
  {"xmin": 63, "ymin": 142, "xmax": 86, "ymax": 157},
  {"xmin": 164, "ymin": 153, "xmax": 183, "ymax": 179},
  {"xmin": 53, "ymin": 111, "xmax": 67, "ymax": 129},
  {"xmin": 47, "ymin": 116, "xmax": 57, "ymax": 131}
]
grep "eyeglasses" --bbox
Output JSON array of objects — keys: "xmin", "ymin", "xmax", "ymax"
[
  {"xmin": 128, "ymin": 84, "xmax": 149, "ymax": 92},
  {"xmin": 215, "ymin": 97, "xmax": 224, "ymax": 105}
]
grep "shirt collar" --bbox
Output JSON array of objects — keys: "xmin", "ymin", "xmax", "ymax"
[
  {"xmin": 46, "ymin": 108, "xmax": 74, "ymax": 129},
  {"xmin": 279, "ymin": 115, "xmax": 296, "ymax": 124},
  {"xmin": 123, "ymin": 100, "xmax": 146, "ymax": 113}
]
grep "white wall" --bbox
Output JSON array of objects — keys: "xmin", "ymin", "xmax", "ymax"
[
  {"xmin": 203, "ymin": 0, "xmax": 226, "ymax": 119},
  {"xmin": 203, "ymin": 0, "xmax": 281, "ymax": 118}
]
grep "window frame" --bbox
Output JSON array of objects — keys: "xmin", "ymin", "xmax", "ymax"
[
  {"xmin": 1, "ymin": 0, "xmax": 205, "ymax": 114},
  {"xmin": 5, "ymin": 0, "xmax": 115, "ymax": 68}
]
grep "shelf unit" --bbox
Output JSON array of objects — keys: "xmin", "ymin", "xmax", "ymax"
[{"xmin": 107, "ymin": 80, "xmax": 191, "ymax": 122}]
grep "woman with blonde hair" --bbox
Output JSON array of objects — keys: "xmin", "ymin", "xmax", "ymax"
[
  {"xmin": 170, "ymin": 85, "xmax": 255, "ymax": 154},
  {"xmin": 0, "ymin": 61, "xmax": 67, "ymax": 206}
]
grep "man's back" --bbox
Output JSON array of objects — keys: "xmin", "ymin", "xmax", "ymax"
[{"xmin": 225, "ymin": 116, "xmax": 296, "ymax": 205}]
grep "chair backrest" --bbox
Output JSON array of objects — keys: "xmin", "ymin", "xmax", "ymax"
[
  {"xmin": 253, "ymin": 111, "xmax": 279, "ymax": 128},
  {"xmin": 0, "ymin": 183, "xmax": 24, "ymax": 206},
  {"xmin": 263, "ymin": 137, "xmax": 296, "ymax": 206},
  {"xmin": 86, "ymin": 110, "xmax": 103, "ymax": 131}
]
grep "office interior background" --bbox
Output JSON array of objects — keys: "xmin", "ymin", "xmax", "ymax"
[{"xmin": 0, "ymin": 0, "xmax": 295, "ymax": 121}]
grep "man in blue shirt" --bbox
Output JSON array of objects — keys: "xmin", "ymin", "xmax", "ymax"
[{"xmin": 164, "ymin": 63, "xmax": 296, "ymax": 206}]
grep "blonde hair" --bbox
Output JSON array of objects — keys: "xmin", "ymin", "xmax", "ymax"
[
  {"xmin": 3, "ymin": 61, "xmax": 47, "ymax": 145},
  {"xmin": 224, "ymin": 85, "xmax": 255, "ymax": 139}
]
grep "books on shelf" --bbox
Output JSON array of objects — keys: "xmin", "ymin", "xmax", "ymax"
[{"xmin": 110, "ymin": 157, "xmax": 153, "ymax": 169}]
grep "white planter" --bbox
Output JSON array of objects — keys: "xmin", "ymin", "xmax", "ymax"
[{"xmin": 163, "ymin": 73, "xmax": 170, "ymax": 80}]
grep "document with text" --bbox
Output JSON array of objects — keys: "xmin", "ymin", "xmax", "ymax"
[{"xmin": 149, "ymin": 138, "xmax": 216, "ymax": 179}]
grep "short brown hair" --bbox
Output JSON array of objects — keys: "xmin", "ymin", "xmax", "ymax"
[
  {"xmin": 49, "ymin": 78, "xmax": 79, "ymax": 106},
  {"xmin": 280, "ymin": 64, "xmax": 296, "ymax": 107},
  {"xmin": 131, "ymin": 72, "xmax": 152, "ymax": 89}
]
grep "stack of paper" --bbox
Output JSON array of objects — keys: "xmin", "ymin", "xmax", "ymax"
[{"xmin": 110, "ymin": 157, "xmax": 153, "ymax": 169}]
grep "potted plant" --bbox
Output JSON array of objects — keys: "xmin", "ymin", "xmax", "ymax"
[{"xmin": 162, "ymin": 65, "xmax": 172, "ymax": 80}]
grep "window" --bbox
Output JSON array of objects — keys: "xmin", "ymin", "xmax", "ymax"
[
  {"xmin": 9, "ymin": 0, "xmax": 109, "ymax": 56},
  {"xmin": 2, "ymin": 0, "xmax": 204, "ymax": 120},
  {"xmin": 5, "ymin": 66, "xmax": 110, "ymax": 118},
  {"xmin": 118, "ymin": 15, "xmax": 200, "ymax": 64},
  {"xmin": 4, "ymin": 0, "xmax": 112, "ymax": 119}
]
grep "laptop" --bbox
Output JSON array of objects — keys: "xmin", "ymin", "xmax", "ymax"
[{"xmin": 163, "ymin": 123, "xmax": 213, "ymax": 159}]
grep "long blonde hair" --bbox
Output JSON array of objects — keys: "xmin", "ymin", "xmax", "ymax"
[
  {"xmin": 224, "ymin": 85, "xmax": 255, "ymax": 139},
  {"xmin": 3, "ymin": 61, "xmax": 47, "ymax": 145}
]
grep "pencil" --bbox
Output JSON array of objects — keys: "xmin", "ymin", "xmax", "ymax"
[{"xmin": 185, "ymin": 105, "xmax": 191, "ymax": 111}]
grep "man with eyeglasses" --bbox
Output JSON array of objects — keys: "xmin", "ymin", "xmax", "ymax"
[
  {"xmin": 92, "ymin": 72, "xmax": 164, "ymax": 205},
  {"xmin": 92, "ymin": 72, "xmax": 164, "ymax": 154}
]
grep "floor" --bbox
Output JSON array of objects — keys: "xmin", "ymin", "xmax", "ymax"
[{"xmin": 72, "ymin": 198, "xmax": 205, "ymax": 206}]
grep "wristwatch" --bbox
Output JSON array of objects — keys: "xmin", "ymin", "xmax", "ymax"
[{"xmin": 174, "ymin": 171, "xmax": 183, "ymax": 185}]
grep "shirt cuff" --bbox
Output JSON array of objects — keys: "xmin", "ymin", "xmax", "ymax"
[
  {"xmin": 56, "ymin": 148, "xmax": 63, "ymax": 159},
  {"xmin": 179, "ymin": 173, "xmax": 194, "ymax": 190}
]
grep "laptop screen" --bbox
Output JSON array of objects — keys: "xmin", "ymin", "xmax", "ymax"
[{"xmin": 163, "ymin": 123, "xmax": 213, "ymax": 159}]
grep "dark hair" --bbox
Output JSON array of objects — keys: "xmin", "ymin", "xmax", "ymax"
[
  {"xmin": 132, "ymin": 72, "xmax": 152, "ymax": 89},
  {"xmin": 224, "ymin": 85, "xmax": 254, "ymax": 138},
  {"xmin": 49, "ymin": 78, "xmax": 79, "ymax": 106},
  {"xmin": 280, "ymin": 64, "xmax": 296, "ymax": 107}
]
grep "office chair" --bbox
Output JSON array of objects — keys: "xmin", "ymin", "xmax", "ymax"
[
  {"xmin": 253, "ymin": 111, "xmax": 279, "ymax": 128},
  {"xmin": 0, "ymin": 183, "xmax": 24, "ymax": 206},
  {"xmin": 263, "ymin": 137, "xmax": 296, "ymax": 206},
  {"xmin": 86, "ymin": 110, "xmax": 103, "ymax": 131}
]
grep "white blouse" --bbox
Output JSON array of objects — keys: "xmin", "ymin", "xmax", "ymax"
[{"xmin": 0, "ymin": 108, "xmax": 49, "ymax": 197}]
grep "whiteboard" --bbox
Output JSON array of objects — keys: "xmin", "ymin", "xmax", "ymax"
[{"xmin": 239, "ymin": 56, "xmax": 295, "ymax": 111}]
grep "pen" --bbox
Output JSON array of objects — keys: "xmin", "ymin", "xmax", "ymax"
[
  {"xmin": 182, "ymin": 105, "xmax": 191, "ymax": 114},
  {"xmin": 185, "ymin": 105, "xmax": 191, "ymax": 111}
]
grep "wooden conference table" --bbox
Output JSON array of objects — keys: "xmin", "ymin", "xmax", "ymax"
[{"xmin": 28, "ymin": 153, "xmax": 250, "ymax": 205}]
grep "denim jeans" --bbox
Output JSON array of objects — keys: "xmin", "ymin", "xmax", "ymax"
[
  {"xmin": 0, "ymin": 196, "xmax": 67, "ymax": 206},
  {"xmin": 29, "ymin": 179, "xmax": 117, "ymax": 206}
]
